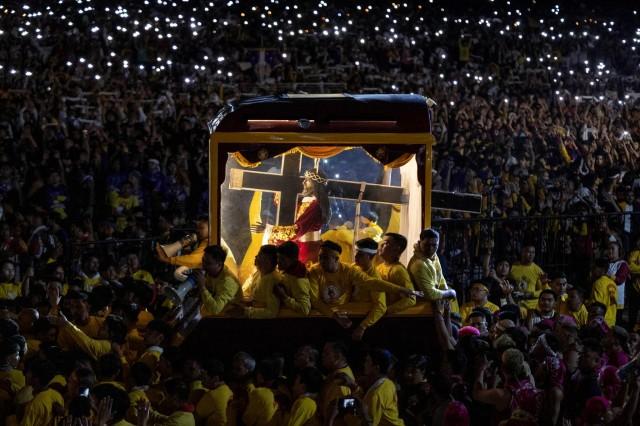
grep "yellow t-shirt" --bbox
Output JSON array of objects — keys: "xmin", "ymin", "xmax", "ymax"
[
  {"xmin": 132, "ymin": 270, "xmax": 154, "ymax": 285},
  {"xmin": 201, "ymin": 266, "xmax": 241, "ymax": 317},
  {"xmin": 308, "ymin": 263, "xmax": 403, "ymax": 317},
  {"xmin": 287, "ymin": 395, "xmax": 320, "ymax": 426},
  {"xmin": 590, "ymin": 275, "xmax": 618, "ymax": 326},
  {"xmin": 376, "ymin": 262, "xmax": 416, "ymax": 314},
  {"xmin": 363, "ymin": 378, "xmax": 404, "ymax": 426},
  {"xmin": 195, "ymin": 383, "xmax": 233, "ymax": 426},
  {"xmin": 352, "ymin": 265, "xmax": 386, "ymax": 330},
  {"xmin": 243, "ymin": 271, "xmax": 281, "ymax": 319},
  {"xmin": 509, "ymin": 262, "xmax": 545, "ymax": 309},
  {"xmin": 558, "ymin": 302, "xmax": 589, "ymax": 327},
  {"xmin": 320, "ymin": 366, "xmax": 354, "ymax": 421},
  {"xmin": 0, "ymin": 282, "xmax": 21, "ymax": 300},
  {"xmin": 242, "ymin": 387, "xmax": 278, "ymax": 426},
  {"xmin": 280, "ymin": 273, "xmax": 311, "ymax": 316},
  {"xmin": 322, "ymin": 227, "xmax": 355, "ymax": 264},
  {"xmin": 460, "ymin": 301, "xmax": 500, "ymax": 323},
  {"xmin": 20, "ymin": 387, "xmax": 64, "ymax": 426},
  {"xmin": 0, "ymin": 368, "xmax": 25, "ymax": 401}
]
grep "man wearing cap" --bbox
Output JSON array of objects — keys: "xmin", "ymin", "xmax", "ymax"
[
  {"xmin": 460, "ymin": 281, "xmax": 499, "ymax": 323},
  {"xmin": 269, "ymin": 169, "xmax": 331, "ymax": 264},
  {"xmin": 309, "ymin": 241, "xmax": 421, "ymax": 328},
  {"xmin": 377, "ymin": 233, "xmax": 416, "ymax": 314},
  {"xmin": 274, "ymin": 242, "xmax": 311, "ymax": 315},
  {"xmin": 352, "ymin": 238, "xmax": 386, "ymax": 341},
  {"xmin": 408, "ymin": 229, "xmax": 458, "ymax": 308}
]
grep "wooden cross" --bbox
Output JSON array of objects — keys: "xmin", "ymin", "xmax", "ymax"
[
  {"xmin": 228, "ymin": 152, "xmax": 482, "ymax": 225},
  {"xmin": 228, "ymin": 153, "xmax": 407, "ymax": 225}
]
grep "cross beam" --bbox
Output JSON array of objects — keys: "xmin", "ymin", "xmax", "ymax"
[{"xmin": 228, "ymin": 153, "xmax": 406, "ymax": 225}]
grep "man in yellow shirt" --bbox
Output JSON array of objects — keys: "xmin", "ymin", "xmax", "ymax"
[
  {"xmin": 460, "ymin": 281, "xmax": 500, "ymax": 323},
  {"xmin": 362, "ymin": 348, "xmax": 404, "ymax": 426},
  {"xmin": 309, "ymin": 241, "xmax": 421, "ymax": 329},
  {"xmin": 20, "ymin": 358, "xmax": 65, "ymax": 426},
  {"xmin": 274, "ymin": 242, "xmax": 311, "ymax": 316},
  {"xmin": 195, "ymin": 358, "xmax": 233, "ymax": 426},
  {"xmin": 288, "ymin": 367, "xmax": 324, "ymax": 426},
  {"xmin": 376, "ymin": 233, "xmax": 416, "ymax": 314},
  {"xmin": 509, "ymin": 245, "xmax": 546, "ymax": 310},
  {"xmin": 240, "ymin": 245, "xmax": 281, "ymax": 319},
  {"xmin": 590, "ymin": 258, "xmax": 618, "ymax": 327},
  {"xmin": 559, "ymin": 286, "xmax": 589, "ymax": 328},
  {"xmin": 194, "ymin": 245, "xmax": 241, "ymax": 317},
  {"xmin": 408, "ymin": 229, "xmax": 457, "ymax": 304},
  {"xmin": 320, "ymin": 341, "xmax": 356, "ymax": 421},
  {"xmin": 126, "ymin": 253, "xmax": 154, "ymax": 286},
  {"xmin": 0, "ymin": 261, "xmax": 22, "ymax": 300},
  {"xmin": 546, "ymin": 272, "xmax": 569, "ymax": 304},
  {"xmin": 156, "ymin": 217, "xmax": 238, "ymax": 278},
  {"xmin": 243, "ymin": 358, "xmax": 280, "ymax": 426},
  {"xmin": 79, "ymin": 255, "xmax": 102, "ymax": 293},
  {"xmin": 352, "ymin": 238, "xmax": 386, "ymax": 341},
  {"xmin": 358, "ymin": 211, "xmax": 383, "ymax": 242}
]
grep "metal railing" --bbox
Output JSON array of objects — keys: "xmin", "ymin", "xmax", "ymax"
[
  {"xmin": 432, "ymin": 211, "xmax": 639, "ymax": 295},
  {"xmin": 66, "ymin": 212, "xmax": 639, "ymax": 292}
]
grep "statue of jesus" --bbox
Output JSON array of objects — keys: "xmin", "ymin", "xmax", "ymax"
[{"xmin": 268, "ymin": 169, "xmax": 331, "ymax": 264}]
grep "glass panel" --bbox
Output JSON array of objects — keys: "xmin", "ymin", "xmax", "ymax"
[{"xmin": 220, "ymin": 147, "xmax": 421, "ymax": 284}]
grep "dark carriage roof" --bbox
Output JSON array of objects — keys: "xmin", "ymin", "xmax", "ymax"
[{"xmin": 208, "ymin": 94, "xmax": 432, "ymax": 134}]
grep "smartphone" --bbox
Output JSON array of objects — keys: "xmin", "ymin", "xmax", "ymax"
[
  {"xmin": 79, "ymin": 387, "xmax": 90, "ymax": 397},
  {"xmin": 338, "ymin": 397, "xmax": 356, "ymax": 413}
]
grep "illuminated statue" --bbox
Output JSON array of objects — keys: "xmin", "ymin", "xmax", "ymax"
[{"xmin": 269, "ymin": 169, "xmax": 331, "ymax": 264}]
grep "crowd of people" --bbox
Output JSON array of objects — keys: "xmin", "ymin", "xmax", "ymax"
[{"xmin": 0, "ymin": 0, "xmax": 640, "ymax": 424}]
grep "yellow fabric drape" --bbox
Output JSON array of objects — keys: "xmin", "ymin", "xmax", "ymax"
[{"xmin": 232, "ymin": 147, "xmax": 414, "ymax": 169}]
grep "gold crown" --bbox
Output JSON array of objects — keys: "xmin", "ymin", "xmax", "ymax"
[{"xmin": 304, "ymin": 170, "xmax": 328, "ymax": 185}]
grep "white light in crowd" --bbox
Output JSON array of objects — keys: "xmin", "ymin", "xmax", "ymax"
[
  {"xmin": 79, "ymin": 57, "xmax": 86, "ymax": 63},
  {"xmin": 25, "ymin": 71, "xmax": 32, "ymax": 76},
  {"xmin": 66, "ymin": 61, "xmax": 72, "ymax": 66},
  {"xmin": 504, "ymin": 99, "xmax": 509, "ymax": 103},
  {"xmin": 184, "ymin": 77, "xmax": 191, "ymax": 83},
  {"xmin": 95, "ymin": 74, "xmax": 101, "ymax": 80}
]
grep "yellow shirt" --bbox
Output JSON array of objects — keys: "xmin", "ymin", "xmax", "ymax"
[
  {"xmin": 363, "ymin": 378, "xmax": 404, "ymax": 426},
  {"xmin": 148, "ymin": 410, "xmax": 196, "ymax": 426},
  {"xmin": 201, "ymin": 266, "xmax": 241, "ymax": 317},
  {"xmin": 0, "ymin": 368, "xmax": 25, "ymax": 400},
  {"xmin": 320, "ymin": 366, "xmax": 354, "ymax": 420},
  {"xmin": 81, "ymin": 273, "xmax": 102, "ymax": 292},
  {"xmin": 308, "ymin": 263, "xmax": 405, "ymax": 317},
  {"xmin": 460, "ymin": 301, "xmax": 500, "ymax": 323},
  {"xmin": 590, "ymin": 275, "xmax": 618, "ymax": 327},
  {"xmin": 287, "ymin": 395, "xmax": 320, "ymax": 426},
  {"xmin": 629, "ymin": 250, "xmax": 640, "ymax": 292},
  {"xmin": 509, "ymin": 262, "xmax": 545, "ymax": 308},
  {"xmin": 195, "ymin": 383, "xmax": 233, "ymax": 426},
  {"xmin": 132, "ymin": 269, "xmax": 155, "ymax": 285},
  {"xmin": 20, "ymin": 387, "xmax": 64, "ymax": 426},
  {"xmin": 352, "ymin": 265, "xmax": 386, "ymax": 330},
  {"xmin": 0, "ymin": 282, "xmax": 21, "ymax": 300},
  {"xmin": 408, "ymin": 253, "xmax": 449, "ymax": 300},
  {"xmin": 376, "ymin": 262, "xmax": 416, "ymax": 314},
  {"xmin": 322, "ymin": 227, "xmax": 355, "ymax": 264},
  {"xmin": 360, "ymin": 222, "xmax": 384, "ymax": 242},
  {"xmin": 280, "ymin": 273, "xmax": 311, "ymax": 316},
  {"xmin": 558, "ymin": 302, "xmax": 589, "ymax": 327},
  {"xmin": 243, "ymin": 271, "xmax": 281, "ymax": 319},
  {"xmin": 59, "ymin": 321, "xmax": 111, "ymax": 360},
  {"xmin": 242, "ymin": 387, "xmax": 278, "ymax": 426}
]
